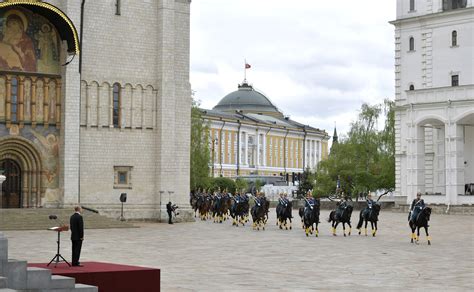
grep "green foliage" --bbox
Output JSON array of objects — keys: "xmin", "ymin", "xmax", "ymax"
[
  {"xmin": 235, "ymin": 178, "xmax": 249, "ymax": 193},
  {"xmin": 190, "ymin": 98, "xmax": 211, "ymax": 191},
  {"xmin": 314, "ymin": 100, "xmax": 395, "ymax": 198},
  {"xmin": 297, "ymin": 168, "xmax": 314, "ymax": 198},
  {"xmin": 254, "ymin": 179, "xmax": 264, "ymax": 192},
  {"xmin": 210, "ymin": 177, "xmax": 236, "ymax": 193}
]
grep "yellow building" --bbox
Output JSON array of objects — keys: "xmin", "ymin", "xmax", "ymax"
[{"xmin": 202, "ymin": 82, "xmax": 329, "ymax": 181}]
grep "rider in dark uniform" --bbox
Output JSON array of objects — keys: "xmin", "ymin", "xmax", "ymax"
[
  {"xmin": 336, "ymin": 196, "xmax": 348, "ymax": 220},
  {"xmin": 409, "ymin": 192, "xmax": 425, "ymax": 223},
  {"xmin": 305, "ymin": 191, "xmax": 315, "ymax": 209},
  {"xmin": 363, "ymin": 193, "xmax": 375, "ymax": 219}
]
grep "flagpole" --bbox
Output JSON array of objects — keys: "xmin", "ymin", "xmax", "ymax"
[{"xmin": 244, "ymin": 59, "xmax": 247, "ymax": 83}]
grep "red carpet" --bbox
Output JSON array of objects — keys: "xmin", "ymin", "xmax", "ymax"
[{"xmin": 28, "ymin": 261, "xmax": 160, "ymax": 292}]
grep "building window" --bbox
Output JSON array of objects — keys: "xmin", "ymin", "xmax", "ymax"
[
  {"xmin": 409, "ymin": 84, "xmax": 415, "ymax": 90},
  {"xmin": 115, "ymin": 0, "xmax": 121, "ymax": 15},
  {"xmin": 10, "ymin": 77, "xmax": 18, "ymax": 122},
  {"xmin": 451, "ymin": 30, "xmax": 457, "ymax": 46},
  {"xmin": 113, "ymin": 83, "xmax": 121, "ymax": 127},
  {"xmin": 409, "ymin": 0, "xmax": 415, "ymax": 11},
  {"xmin": 409, "ymin": 37, "xmax": 415, "ymax": 51},
  {"xmin": 451, "ymin": 75, "xmax": 459, "ymax": 86},
  {"xmin": 443, "ymin": 0, "xmax": 467, "ymax": 11},
  {"xmin": 114, "ymin": 166, "xmax": 132, "ymax": 189}
]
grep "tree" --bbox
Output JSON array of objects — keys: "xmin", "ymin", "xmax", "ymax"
[
  {"xmin": 235, "ymin": 178, "xmax": 249, "ymax": 193},
  {"xmin": 210, "ymin": 177, "xmax": 236, "ymax": 193},
  {"xmin": 190, "ymin": 98, "xmax": 211, "ymax": 191},
  {"xmin": 314, "ymin": 100, "xmax": 395, "ymax": 199},
  {"xmin": 297, "ymin": 168, "xmax": 314, "ymax": 198}
]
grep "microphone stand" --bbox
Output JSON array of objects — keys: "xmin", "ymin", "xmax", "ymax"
[{"xmin": 47, "ymin": 216, "xmax": 71, "ymax": 267}]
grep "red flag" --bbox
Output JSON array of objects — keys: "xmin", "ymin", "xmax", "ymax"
[{"xmin": 245, "ymin": 63, "xmax": 251, "ymax": 69}]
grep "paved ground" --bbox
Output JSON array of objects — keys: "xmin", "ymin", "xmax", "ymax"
[{"xmin": 3, "ymin": 209, "xmax": 474, "ymax": 291}]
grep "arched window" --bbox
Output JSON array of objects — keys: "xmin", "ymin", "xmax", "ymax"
[
  {"xmin": 410, "ymin": 0, "xmax": 415, "ymax": 11},
  {"xmin": 409, "ymin": 85, "xmax": 415, "ymax": 91},
  {"xmin": 11, "ymin": 77, "xmax": 18, "ymax": 122},
  {"xmin": 409, "ymin": 37, "xmax": 415, "ymax": 51},
  {"xmin": 452, "ymin": 30, "xmax": 457, "ymax": 46},
  {"xmin": 113, "ymin": 83, "xmax": 121, "ymax": 127}
]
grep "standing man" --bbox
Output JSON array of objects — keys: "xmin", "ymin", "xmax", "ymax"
[
  {"xmin": 166, "ymin": 201, "xmax": 173, "ymax": 224},
  {"xmin": 70, "ymin": 206, "xmax": 84, "ymax": 267}
]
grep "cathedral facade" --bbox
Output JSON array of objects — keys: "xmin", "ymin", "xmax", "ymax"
[
  {"xmin": 202, "ymin": 82, "xmax": 329, "ymax": 181},
  {"xmin": 391, "ymin": 0, "xmax": 473, "ymax": 205},
  {"xmin": 0, "ymin": 0, "xmax": 192, "ymax": 221}
]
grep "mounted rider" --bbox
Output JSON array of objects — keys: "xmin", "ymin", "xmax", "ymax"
[
  {"xmin": 254, "ymin": 192, "xmax": 263, "ymax": 207},
  {"xmin": 304, "ymin": 191, "xmax": 315, "ymax": 209},
  {"xmin": 363, "ymin": 193, "xmax": 375, "ymax": 219},
  {"xmin": 335, "ymin": 194, "xmax": 348, "ymax": 220},
  {"xmin": 278, "ymin": 193, "xmax": 289, "ymax": 207},
  {"xmin": 409, "ymin": 192, "xmax": 425, "ymax": 223}
]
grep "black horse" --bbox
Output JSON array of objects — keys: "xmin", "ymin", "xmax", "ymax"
[
  {"xmin": 303, "ymin": 200, "xmax": 320, "ymax": 237},
  {"xmin": 230, "ymin": 196, "xmax": 249, "ymax": 227},
  {"xmin": 409, "ymin": 206, "xmax": 432, "ymax": 245},
  {"xmin": 356, "ymin": 203, "xmax": 381, "ymax": 236},
  {"xmin": 276, "ymin": 200, "xmax": 293, "ymax": 230},
  {"xmin": 251, "ymin": 197, "xmax": 268, "ymax": 231},
  {"xmin": 298, "ymin": 207, "xmax": 305, "ymax": 229},
  {"xmin": 328, "ymin": 205, "xmax": 353, "ymax": 236}
]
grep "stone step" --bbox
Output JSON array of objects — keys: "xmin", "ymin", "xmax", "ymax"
[
  {"xmin": 74, "ymin": 283, "xmax": 98, "ymax": 292},
  {"xmin": 0, "ymin": 289, "xmax": 17, "ymax": 291},
  {"xmin": 26, "ymin": 267, "xmax": 52, "ymax": 289},
  {"xmin": 0, "ymin": 209, "xmax": 135, "ymax": 231},
  {"xmin": 49, "ymin": 275, "xmax": 76, "ymax": 289},
  {"xmin": 5, "ymin": 260, "xmax": 27, "ymax": 290}
]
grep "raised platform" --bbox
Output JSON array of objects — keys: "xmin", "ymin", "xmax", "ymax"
[{"xmin": 28, "ymin": 262, "xmax": 160, "ymax": 292}]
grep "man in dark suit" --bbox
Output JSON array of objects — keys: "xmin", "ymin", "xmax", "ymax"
[
  {"xmin": 70, "ymin": 206, "xmax": 84, "ymax": 267},
  {"xmin": 166, "ymin": 201, "xmax": 173, "ymax": 224}
]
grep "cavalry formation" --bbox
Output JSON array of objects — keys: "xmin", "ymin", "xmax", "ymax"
[{"xmin": 189, "ymin": 190, "xmax": 432, "ymax": 245}]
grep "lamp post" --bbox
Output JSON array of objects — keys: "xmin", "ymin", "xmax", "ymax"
[{"xmin": 210, "ymin": 138, "xmax": 218, "ymax": 177}]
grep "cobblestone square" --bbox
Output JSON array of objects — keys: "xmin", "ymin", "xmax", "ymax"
[{"xmin": 3, "ymin": 209, "xmax": 474, "ymax": 291}]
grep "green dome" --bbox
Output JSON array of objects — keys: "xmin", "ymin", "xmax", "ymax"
[{"xmin": 213, "ymin": 82, "xmax": 281, "ymax": 116}]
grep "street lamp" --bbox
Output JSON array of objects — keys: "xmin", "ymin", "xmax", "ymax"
[{"xmin": 210, "ymin": 138, "xmax": 218, "ymax": 177}]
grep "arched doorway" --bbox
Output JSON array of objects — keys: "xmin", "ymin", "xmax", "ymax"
[
  {"xmin": 0, "ymin": 137, "xmax": 43, "ymax": 208},
  {"xmin": 1, "ymin": 159, "xmax": 22, "ymax": 208}
]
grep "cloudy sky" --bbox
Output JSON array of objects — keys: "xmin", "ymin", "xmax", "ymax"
[{"xmin": 190, "ymin": 0, "xmax": 396, "ymax": 138}]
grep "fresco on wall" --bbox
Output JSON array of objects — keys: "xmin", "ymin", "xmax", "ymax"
[
  {"xmin": 0, "ymin": 124, "xmax": 61, "ymax": 206},
  {"xmin": 0, "ymin": 7, "xmax": 60, "ymax": 75}
]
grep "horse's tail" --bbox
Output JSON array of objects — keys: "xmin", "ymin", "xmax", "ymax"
[
  {"xmin": 356, "ymin": 210, "xmax": 364, "ymax": 229},
  {"xmin": 327, "ymin": 211, "xmax": 334, "ymax": 223}
]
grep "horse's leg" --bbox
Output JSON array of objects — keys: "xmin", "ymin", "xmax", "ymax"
[
  {"xmin": 373, "ymin": 221, "xmax": 377, "ymax": 237},
  {"xmin": 289, "ymin": 218, "xmax": 292, "ymax": 230},
  {"xmin": 342, "ymin": 222, "xmax": 346, "ymax": 237},
  {"xmin": 371, "ymin": 221, "xmax": 375, "ymax": 237},
  {"xmin": 365, "ymin": 221, "xmax": 368, "ymax": 236},
  {"xmin": 415, "ymin": 226, "xmax": 420, "ymax": 244},
  {"xmin": 348, "ymin": 222, "xmax": 352, "ymax": 236},
  {"xmin": 315, "ymin": 222, "xmax": 319, "ymax": 237},
  {"xmin": 425, "ymin": 226, "xmax": 431, "ymax": 245}
]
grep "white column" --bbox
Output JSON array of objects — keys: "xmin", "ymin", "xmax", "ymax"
[
  {"xmin": 61, "ymin": 0, "xmax": 81, "ymax": 206},
  {"xmin": 263, "ymin": 133, "xmax": 266, "ymax": 166},
  {"xmin": 244, "ymin": 132, "xmax": 248, "ymax": 165},
  {"xmin": 256, "ymin": 133, "xmax": 260, "ymax": 167},
  {"xmin": 446, "ymin": 123, "xmax": 464, "ymax": 204}
]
